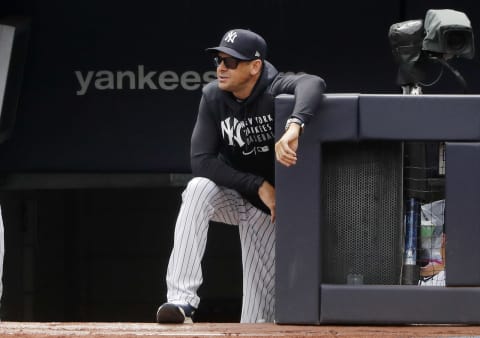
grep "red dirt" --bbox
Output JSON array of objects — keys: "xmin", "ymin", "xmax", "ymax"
[{"xmin": 2, "ymin": 322, "xmax": 480, "ymax": 338}]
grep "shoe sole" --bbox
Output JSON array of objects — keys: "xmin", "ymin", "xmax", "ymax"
[{"xmin": 156, "ymin": 303, "xmax": 191, "ymax": 324}]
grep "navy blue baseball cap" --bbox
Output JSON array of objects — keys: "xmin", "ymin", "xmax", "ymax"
[{"xmin": 206, "ymin": 29, "xmax": 267, "ymax": 60}]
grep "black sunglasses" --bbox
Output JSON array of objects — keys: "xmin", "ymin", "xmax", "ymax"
[{"xmin": 213, "ymin": 55, "xmax": 245, "ymax": 69}]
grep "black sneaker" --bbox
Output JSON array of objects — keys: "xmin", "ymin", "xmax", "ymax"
[{"xmin": 156, "ymin": 302, "xmax": 195, "ymax": 324}]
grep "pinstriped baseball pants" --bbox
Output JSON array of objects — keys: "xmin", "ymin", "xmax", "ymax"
[{"xmin": 166, "ymin": 177, "xmax": 275, "ymax": 323}]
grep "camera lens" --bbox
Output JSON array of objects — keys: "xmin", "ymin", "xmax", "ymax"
[{"xmin": 445, "ymin": 30, "xmax": 467, "ymax": 51}]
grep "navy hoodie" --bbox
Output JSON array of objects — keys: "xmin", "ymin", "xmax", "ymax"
[{"xmin": 190, "ymin": 61, "xmax": 326, "ymax": 213}]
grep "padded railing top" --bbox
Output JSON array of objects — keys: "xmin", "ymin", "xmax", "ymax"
[{"xmin": 276, "ymin": 94, "xmax": 480, "ymax": 141}]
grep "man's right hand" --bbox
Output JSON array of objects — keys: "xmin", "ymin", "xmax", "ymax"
[{"xmin": 258, "ymin": 180, "xmax": 276, "ymax": 223}]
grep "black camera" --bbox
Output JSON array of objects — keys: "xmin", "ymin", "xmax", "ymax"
[
  {"xmin": 389, "ymin": 20, "xmax": 424, "ymax": 66},
  {"xmin": 388, "ymin": 9, "xmax": 474, "ymax": 90}
]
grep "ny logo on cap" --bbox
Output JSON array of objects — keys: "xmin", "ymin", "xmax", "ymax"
[{"xmin": 224, "ymin": 31, "xmax": 238, "ymax": 44}]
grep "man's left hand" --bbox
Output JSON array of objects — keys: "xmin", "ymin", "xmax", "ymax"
[{"xmin": 275, "ymin": 123, "xmax": 301, "ymax": 167}]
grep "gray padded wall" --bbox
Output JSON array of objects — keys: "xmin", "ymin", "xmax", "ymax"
[
  {"xmin": 445, "ymin": 142, "xmax": 480, "ymax": 286},
  {"xmin": 276, "ymin": 94, "xmax": 480, "ymax": 325},
  {"xmin": 275, "ymin": 94, "xmax": 358, "ymax": 324}
]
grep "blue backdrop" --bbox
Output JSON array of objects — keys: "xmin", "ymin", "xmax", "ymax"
[{"xmin": 0, "ymin": 0, "xmax": 478, "ymax": 172}]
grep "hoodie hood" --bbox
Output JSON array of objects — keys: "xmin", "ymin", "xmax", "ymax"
[{"xmin": 245, "ymin": 60, "xmax": 278, "ymax": 103}]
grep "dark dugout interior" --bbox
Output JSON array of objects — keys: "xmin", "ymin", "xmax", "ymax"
[{"xmin": 0, "ymin": 0, "xmax": 479, "ymax": 322}]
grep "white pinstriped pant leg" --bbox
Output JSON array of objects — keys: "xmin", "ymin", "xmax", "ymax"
[
  {"xmin": 238, "ymin": 203, "xmax": 275, "ymax": 323},
  {"xmin": 165, "ymin": 177, "xmax": 275, "ymax": 323},
  {"xmin": 166, "ymin": 177, "xmax": 219, "ymax": 308}
]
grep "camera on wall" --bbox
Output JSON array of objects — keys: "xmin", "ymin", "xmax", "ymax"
[
  {"xmin": 388, "ymin": 9, "xmax": 474, "ymax": 93},
  {"xmin": 423, "ymin": 9, "xmax": 474, "ymax": 59}
]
